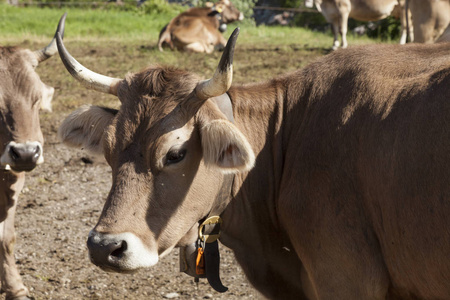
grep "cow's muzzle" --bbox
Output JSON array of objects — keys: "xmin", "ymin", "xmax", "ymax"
[
  {"xmin": 87, "ymin": 230, "xmax": 158, "ymax": 273},
  {"xmin": 0, "ymin": 141, "xmax": 44, "ymax": 172},
  {"xmin": 87, "ymin": 233, "xmax": 130, "ymax": 273}
]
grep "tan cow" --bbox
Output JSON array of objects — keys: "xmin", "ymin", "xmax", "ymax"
[
  {"xmin": 57, "ymin": 26, "xmax": 450, "ymax": 298},
  {"xmin": 408, "ymin": 0, "xmax": 450, "ymax": 43},
  {"xmin": 157, "ymin": 0, "xmax": 243, "ymax": 53},
  {"xmin": 0, "ymin": 14, "xmax": 66, "ymax": 300},
  {"xmin": 308, "ymin": 0, "xmax": 409, "ymax": 49}
]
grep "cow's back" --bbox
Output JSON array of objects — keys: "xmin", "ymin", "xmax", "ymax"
[
  {"xmin": 280, "ymin": 42, "xmax": 450, "ymax": 298},
  {"xmin": 170, "ymin": 15, "xmax": 225, "ymax": 52}
]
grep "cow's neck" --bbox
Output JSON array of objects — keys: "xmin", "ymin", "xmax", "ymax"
[
  {"xmin": 221, "ymin": 80, "xmax": 292, "ymax": 250},
  {"xmin": 218, "ymin": 78, "xmax": 308, "ymax": 298},
  {"xmin": 0, "ymin": 171, "xmax": 24, "ymax": 223}
]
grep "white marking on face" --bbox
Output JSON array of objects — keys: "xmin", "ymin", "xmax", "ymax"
[{"xmin": 88, "ymin": 231, "xmax": 159, "ymax": 269}]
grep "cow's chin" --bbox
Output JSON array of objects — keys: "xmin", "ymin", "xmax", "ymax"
[
  {"xmin": 98, "ymin": 265, "xmax": 139, "ymax": 274},
  {"xmin": 176, "ymin": 223, "xmax": 200, "ymax": 248},
  {"xmin": 91, "ymin": 251, "xmax": 160, "ymax": 274}
]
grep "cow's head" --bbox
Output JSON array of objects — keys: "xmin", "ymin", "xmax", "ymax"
[
  {"xmin": 215, "ymin": 0, "xmax": 244, "ymax": 25},
  {"xmin": 57, "ymin": 29, "xmax": 255, "ymax": 273},
  {"xmin": 0, "ymin": 14, "xmax": 66, "ymax": 173}
]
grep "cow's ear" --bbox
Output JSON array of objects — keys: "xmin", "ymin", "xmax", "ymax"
[
  {"xmin": 58, "ymin": 105, "xmax": 117, "ymax": 155},
  {"xmin": 200, "ymin": 119, "xmax": 255, "ymax": 173}
]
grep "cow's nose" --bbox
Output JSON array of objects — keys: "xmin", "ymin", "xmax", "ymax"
[
  {"xmin": 8, "ymin": 143, "xmax": 42, "ymax": 172},
  {"xmin": 87, "ymin": 233, "xmax": 127, "ymax": 269}
]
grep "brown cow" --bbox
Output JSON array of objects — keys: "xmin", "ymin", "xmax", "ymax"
[
  {"xmin": 408, "ymin": 0, "xmax": 450, "ymax": 43},
  {"xmin": 308, "ymin": 0, "xmax": 410, "ymax": 49},
  {"xmin": 157, "ymin": 0, "xmax": 243, "ymax": 53},
  {"xmin": 0, "ymin": 14, "xmax": 66, "ymax": 300},
  {"xmin": 57, "ymin": 27, "xmax": 450, "ymax": 299}
]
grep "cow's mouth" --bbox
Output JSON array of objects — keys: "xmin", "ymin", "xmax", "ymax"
[
  {"xmin": 0, "ymin": 163, "xmax": 37, "ymax": 173},
  {"xmin": 97, "ymin": 264, "xmax": 138, "ymax": 274},
  {"xmin": 10, "ymin": 164, "xmax": 38, "ymax": 173}
]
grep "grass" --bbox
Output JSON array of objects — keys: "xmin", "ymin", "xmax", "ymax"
[
  {"xmin": 0, "ymin": 4, "xmax": 180, "ymax": 43},
  {"xmin": 0, "ymin": 3, "xmax": 382, "ymax": 48}
]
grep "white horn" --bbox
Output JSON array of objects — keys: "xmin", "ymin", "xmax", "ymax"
[{"xmin": 56, "ymin": 30, "xmax": 121, "ymax": 96}]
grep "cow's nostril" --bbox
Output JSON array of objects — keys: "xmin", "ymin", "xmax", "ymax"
[
  {"xmin": 110, "ymin": 240, "xmax": 127, "ymax": 259},
  {"xmin": 9, "ymin": 147, "xmax": 20, "ymax": 161},
  {"xmin": 33, "ymin": 147, "xmax": 40, "ymax": 159}
]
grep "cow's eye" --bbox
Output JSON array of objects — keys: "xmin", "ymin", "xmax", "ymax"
[{"xmin": 165, "ymin": 149, "xmax": 186, "ymax": 165}]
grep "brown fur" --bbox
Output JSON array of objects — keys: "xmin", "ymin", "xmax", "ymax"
[
  {"xmin": 61, "ymin": 42, "xmax": 450, "ymax": 299},
  {"xmin": 157, "ymin": 0, "xmax": 242, "ymax": 53}
]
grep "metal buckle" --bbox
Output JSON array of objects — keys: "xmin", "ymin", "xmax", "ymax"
[{"xmin": 198, "ymin": 216, "xmax": 222, "ymax": 243}]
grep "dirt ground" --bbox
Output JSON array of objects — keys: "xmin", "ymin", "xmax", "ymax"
[{"xmin": 8, "ymin": 37, "xmax": 326, "ymax": 300}]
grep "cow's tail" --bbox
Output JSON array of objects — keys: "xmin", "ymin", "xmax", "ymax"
[{"xmin": 158, "ymin": 24, "xmax": 171, "ymax": 52}]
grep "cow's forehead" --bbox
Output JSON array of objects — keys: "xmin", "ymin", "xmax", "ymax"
[
  {"xmin": 106, "ymin": 69, "xmax": 203, "ymax": 158},
  {"xmin": 118, "ymin": 66, "xmax": 200, "ymax": 102},
  {"xmin": 112, "ymin": 99, "xmax": 195, "ymax": 151},
  {"xmin": 111, "ymin": 66, "xmax": 202, "ymax": 136},
  {"xmin": 4, "ymin": 48, "xmax": 38, "ymax": 71},
  {"xmin": 19, "ymin": 49, "xmax": 39, "ymax": 68},
  {"xmin": 0, "ymin": 48, "xmax": 43, "ymax": 104}
]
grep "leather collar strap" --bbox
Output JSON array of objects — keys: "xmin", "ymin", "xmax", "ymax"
[{"xmin": 197, "ymin": 173, "xmax": 233, "ymax": 293}]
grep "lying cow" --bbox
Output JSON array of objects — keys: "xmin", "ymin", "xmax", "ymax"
[
  {"xmin": 0, "ymin": 14, "xmax": 66, "ymax": 300},
  {"xmin": 157, "ymin": 0, "xmax": 243, "ymax": 53},
  {"xmin": 57, "ymin": 25, "xmax": 450, "ymax": 298},
  {"xmin": 408, "ymin": 0, "xmax": 450, "ymax": 43},
  {"xmin": 307, "ymin": 0, "xmax": 410, "ymax": 49}
]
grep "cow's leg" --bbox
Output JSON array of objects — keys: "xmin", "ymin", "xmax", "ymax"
[
  {"xmin": 330, "ymin": 23, "xmax": 341, "ymax": 50},
  {"xmin": 409, "ymin": 0, "xmax": 434, "ymax": 43},
  {"xmin": 337, "ymin": 6, "xmax": 349, "ymax": 48},
  {"xmin": 340, "ymin": 19, "xmax": 348, "ymax": 48},
  {"xmin": 398, "ymin": 0, "xmax": 414, "ymax": 44},
  {"xmin": 0, "ymin": 173, "xmax": 29, "ymax": 300},
  {"xmin": 320, "ymin": 0, "xmax": 350, "ymax": 50}
]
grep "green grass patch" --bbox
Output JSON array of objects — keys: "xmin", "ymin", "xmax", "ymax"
[
  {"xmin": 0, "ymin": 3, "xmax": 183, "ymax": 43},
  {"xmin": 1, "ymin": 3, "xmax": 383, "ymax": 48}
]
